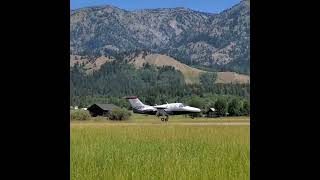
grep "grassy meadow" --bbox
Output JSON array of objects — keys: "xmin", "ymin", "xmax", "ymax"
[
  {"xmin": 71, "ymin": 113, "xmax": 250, "ymax": 123},
  {"xmin": 71, "ymin": 116, "xmax": 250, "ymax": 180}
]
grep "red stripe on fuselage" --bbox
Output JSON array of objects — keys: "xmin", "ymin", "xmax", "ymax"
[{"xmin": 124, "ymin": 96, "xmax": 138, "ymax": 99}]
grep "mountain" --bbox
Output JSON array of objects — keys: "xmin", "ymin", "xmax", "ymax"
[{"xmin": 70, "ymin": 0, "xmax": 250, "ymax": 74}]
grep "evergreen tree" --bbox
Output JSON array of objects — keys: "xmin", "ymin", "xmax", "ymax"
[
  {"xmin": 187, "ymin": 96, "xmax": 205, "ymax": 110},
  {"xmin": 70, "ymin": 60, "xmax": 250, "ymax": 107},
  {"xmin": 241, "ymin": 100, "xmax": 250, "ymax": 115},
  {"xmin": 228, "ymin": 98, "xmax": 242, "ymax": 116},
  {"xmin": 214, "ymin": 98, "xmax": 228, "ymax": 116}
]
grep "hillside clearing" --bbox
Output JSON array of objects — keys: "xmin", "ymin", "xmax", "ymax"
[
  {"xmin": 70, "ymin": 54, "xmax": 250, "ymax": 84},
  {"xmin": 128, "ymin": 53, "xmax": 250, "ymax": 84}
]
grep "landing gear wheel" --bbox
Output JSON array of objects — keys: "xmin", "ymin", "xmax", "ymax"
[
  {"xmin": 165, "ymin": 116, "xmax": 169, "ymax": 122},
  {"xmin": 161, "ymin": 118, "xmax": 165, "ymax": 122}
]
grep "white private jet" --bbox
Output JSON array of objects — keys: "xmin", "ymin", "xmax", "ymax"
[{"xmin": 124, "ymin": 96, "xmax": 201, "ymax": 121}]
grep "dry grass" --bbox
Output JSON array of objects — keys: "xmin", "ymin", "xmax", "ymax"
[
  {"xmin": 129, "ymin": 54, "xmax": 250, "ymax": 84},
  {"xmin": 129, "ymin": 54, "xmax": 205, "ymax": 84},
  {"xmin": 216, "ymin": 72, "xmax": 250, "ymax": 84}
]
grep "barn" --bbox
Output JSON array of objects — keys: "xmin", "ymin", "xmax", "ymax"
[
  {"xmin": 87, "ymin": 104, "xmax": 119, "ymax": 117},
  {"xmin": 205, "ymin": 108, "xmax": 217, "ymax": 118}
]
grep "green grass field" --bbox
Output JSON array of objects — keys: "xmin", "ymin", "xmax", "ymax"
[
  {"xmin": 71, "ymin": 116, "xmax": 250, "ymax": 180},
  {"xmin": 72, "ymin": 113, "xmax": 250, "ymax": 123}
]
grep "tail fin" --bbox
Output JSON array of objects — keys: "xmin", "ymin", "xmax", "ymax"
[{"xmin": 123, "ymin": 96, "xmax": 146, "ymax": 109}]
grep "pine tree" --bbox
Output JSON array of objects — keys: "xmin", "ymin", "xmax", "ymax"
[
  {"xmin": 228, "ymin": 98, "xmax": 242, "ymax": 116},
  {"xmin": 214, "ymin": 98, "xmax": 228, "ymax": 116}
]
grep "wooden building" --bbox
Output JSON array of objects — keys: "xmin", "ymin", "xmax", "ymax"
[{"xmin": 205, "ymin": 108, "xmax": 217, "ymax": 118}]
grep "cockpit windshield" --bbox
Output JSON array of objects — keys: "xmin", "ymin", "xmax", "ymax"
[{"xmin": 178, "ymin": 103, "xmax": 185, "ymax": 108}]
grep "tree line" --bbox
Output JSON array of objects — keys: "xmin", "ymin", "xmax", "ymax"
[
  {"xmin": 70, "ymin": 60, "xmax": 250, "ymax": 116},
  {"xmin": 186, "ymin": 95, "xmax": 249, "ymax": 117}
]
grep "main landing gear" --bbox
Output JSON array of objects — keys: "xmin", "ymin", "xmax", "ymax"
[
  {"xmin": 160, "ymin": 115, "xmax": 169, "ymax": 122},
  {"xmin": 156, "ymin": 110, "xmax": 169, "ymax": 122}
]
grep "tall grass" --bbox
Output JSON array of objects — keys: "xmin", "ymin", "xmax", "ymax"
[
  {"xmin": 129, "ymin": 114, "xmax": 250, "ymax": 123},
  {"xmin": 70, "ymin": 110, "xmax": 91, "ymax": 121},
  {"xmin": 71, "ymin": 125, "xmax": 249, "ymax": 180}
]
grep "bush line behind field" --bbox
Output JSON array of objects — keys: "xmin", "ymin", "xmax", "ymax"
[
  {"xmin": 70, "ymin": 108, "xmax": 131, "ymax": 121},
  {"xmin": 71, "ymin": 95, "xmax": 250, "ymax": 118},
  {"xmin": 70, "ymin": 113, "xmax": 250, "ymax": 123}
]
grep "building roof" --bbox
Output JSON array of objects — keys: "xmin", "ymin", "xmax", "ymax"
[
  {"xmin": 207, "ymin": 108, "xmax": 215, "ymax": 112},
  {"xmin": 89, "ymin": 103, "xmax": 119, "ymax": 111}
]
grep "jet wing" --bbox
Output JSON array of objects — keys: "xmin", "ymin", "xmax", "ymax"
[{"xmin": 153, "ymin": 104, "xmax": 168, "ymax": 109}]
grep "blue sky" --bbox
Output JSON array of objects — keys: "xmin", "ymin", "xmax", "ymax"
[{"xmin": 71, "ymin": 0, "xmax": 241, "ymax": 13}]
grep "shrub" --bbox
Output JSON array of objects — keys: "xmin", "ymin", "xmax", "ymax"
[
  {"xmin": 187, "ymin": 96, "xmax": 205, "ymax": 110},
  {"xmin": 108, "ymin": 108, "xmax": 131, "ymax": 120},
  {"xmin": 228, "ymin": 98, "xmax": 242, "ymax": 116},
  {"xmin": 214, "ymin": 98, "xmax": 228, "ymax": 116},
  {"xmin": 241, "ymin": 100, "xmax": 250, "ymax": 115},
  {"xmin": 70, "ymin": 110, "xmax": 91, "ymax": 121}
]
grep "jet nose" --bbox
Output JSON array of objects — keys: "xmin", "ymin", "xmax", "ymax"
[
  {"xmin": 186, "ymin": 107, "xmax": 201, "ymax": 113},
  {"xmin": 193, "ymin": 107, "xmax": 201, "ymax": 113}
]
